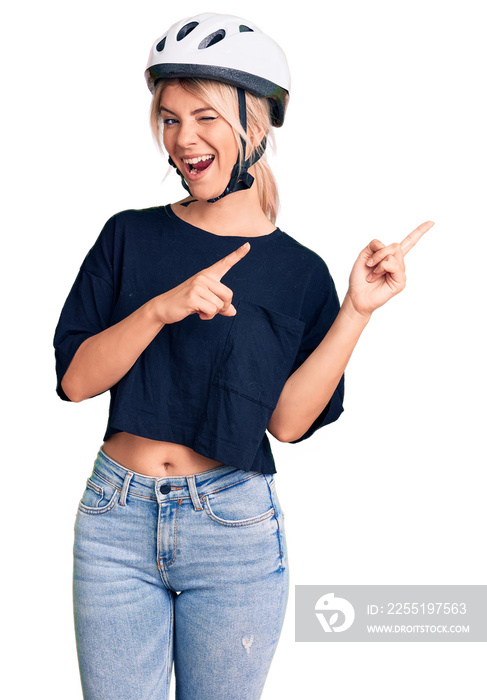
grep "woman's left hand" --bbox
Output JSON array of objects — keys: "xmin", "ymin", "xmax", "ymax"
[{"xmin": 345, "ymin": 221, "xmax": 435, "ymax": 318}]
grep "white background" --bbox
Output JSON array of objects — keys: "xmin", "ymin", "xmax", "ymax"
[{"xmin": 3, "ymin": 0, "xmax": 486, "ymax": 697}]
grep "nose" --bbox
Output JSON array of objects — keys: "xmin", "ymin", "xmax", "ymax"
[{"xmin": 176, "ymin": 118, "xmax": 198, "ymax": 149}]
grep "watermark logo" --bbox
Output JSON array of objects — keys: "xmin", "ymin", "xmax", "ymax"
[
  {"xmin": 296, "ymin": 585, "xmax": 487, "ymax": 642},
  {"xmin": 315, "ymin": 592, "xmax": 355, "ymax": 633}
]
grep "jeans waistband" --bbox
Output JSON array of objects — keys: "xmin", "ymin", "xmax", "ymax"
[{"xmin": 93, "ymin": 450, "xmax": 272, "ymax": 510}]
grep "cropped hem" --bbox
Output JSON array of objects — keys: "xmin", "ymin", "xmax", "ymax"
[{"xmin": 104, "ymin": 423, "xmax": 277, "ymax": 475}]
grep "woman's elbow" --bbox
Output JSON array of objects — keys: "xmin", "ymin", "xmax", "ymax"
[
  {"xmin": 267, "ymin": 420, "xmax": 304, "ymax": 444},
  {"xmin": 59, "ymin": 375, "xmax": 87, "ymax": 403}
]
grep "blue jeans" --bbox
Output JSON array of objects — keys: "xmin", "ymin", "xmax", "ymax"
[{"xmin": 73, "ymin": 450, "xmax": 289, "ymax": 699}]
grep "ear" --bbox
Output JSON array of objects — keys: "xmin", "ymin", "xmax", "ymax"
[{"xmin": 247, "ymin": 123, "xmax": 267, "ymax": 148}]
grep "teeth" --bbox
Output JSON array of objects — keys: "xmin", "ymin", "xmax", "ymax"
[{"xmin": 182, "ymin": 155, "xmax": 214, "ymax": 164}]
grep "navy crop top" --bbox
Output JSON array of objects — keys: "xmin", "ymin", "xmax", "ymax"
[{"xmin": 54, "ymin": 205, "xmax": 344, "ymax": 474}]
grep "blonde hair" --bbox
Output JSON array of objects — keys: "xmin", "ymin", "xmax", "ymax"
[{"xmin": 150, "ymin": 78, "xmax": 279, "ymax": 223}]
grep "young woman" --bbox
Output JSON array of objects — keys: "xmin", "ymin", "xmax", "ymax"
[{"xmin": 54, "ymin": 13, "xmax": 433, "ymax": 700}]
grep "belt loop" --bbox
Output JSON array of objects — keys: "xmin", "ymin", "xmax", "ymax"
[
  {"xmin": 186, "ymin": 475, "xmax": 203, "ymax": 511},
  {"xmin": 119, "ymin": 471, "xmax": 133, "ymax": 506}
]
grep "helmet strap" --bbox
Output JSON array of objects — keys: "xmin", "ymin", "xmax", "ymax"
[{"xmin": 168, "ymin": 87, "xmax": 267, "ymax": 206}]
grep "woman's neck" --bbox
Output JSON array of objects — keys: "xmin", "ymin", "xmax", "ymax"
[{"xmin": 171, "ymin": 185, "xmax": 276, "ymax": 238}]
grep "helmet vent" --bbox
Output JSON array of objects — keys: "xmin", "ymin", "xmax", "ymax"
[
  {"xmin": 198, "ymin": 30, "xmax": 226, "ymax": 49},
  {"xmin": 156, "ymin": 37, "xmax": 166, "ymax": 52},
  {"xmin": 239, "ymin": 25, "xmax": 254, "ymax": 32},
  {"xmin": 177, "ymin": 22, "xmax": 199, "ymax": 41}
]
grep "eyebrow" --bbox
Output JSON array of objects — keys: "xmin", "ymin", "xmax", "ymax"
[{"xmin": 159, "ymin": 105, "xmax": 216, "ymax": 116}]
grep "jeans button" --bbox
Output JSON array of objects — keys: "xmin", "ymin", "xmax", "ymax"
[{"xmin": 159, "ymin": 484, "xmax": 171, "ymax": 494}]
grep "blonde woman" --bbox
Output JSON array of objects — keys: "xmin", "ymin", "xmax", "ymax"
[{"xmin": 54, "ymin": 13, "xmax": 432, "ymax": 700}]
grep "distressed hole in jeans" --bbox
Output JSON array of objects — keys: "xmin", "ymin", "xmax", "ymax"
[{"xmin": 242, "ymin": 635, "xmax": 254, "ymax": 654}]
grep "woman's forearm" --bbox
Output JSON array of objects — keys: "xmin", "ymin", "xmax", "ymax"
[
  {"xmin": 270, "ymin": 221, "xmax": 434, "ymax": 442},
  {"xmin": 61, "ymin": 299, "xmax": 165, "ymax": 402},
  {"xmin": 61, "ymin": 244, "xmax": 250, "ymax": 402},
  {"xmin": 267, "ymin": 294, "xmax": 371, "ymax": 442}
]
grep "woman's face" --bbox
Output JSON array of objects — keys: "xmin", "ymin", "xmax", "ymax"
[{"xmin": 159, "ymin": 83, "xmax": 239, "ymax": 201}]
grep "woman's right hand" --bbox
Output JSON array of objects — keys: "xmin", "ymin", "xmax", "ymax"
[{"xmin": 154, "ymin": 242, "xmax": 251, "ymax": 324}]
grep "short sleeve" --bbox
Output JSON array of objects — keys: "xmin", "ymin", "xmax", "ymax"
[
  {"xmin": 289, "ymin": 257, "xmax": 345, "ymax": 443},
  {"xmin": 53, "ymin": 216, "xmax": 117, "ymax": 401}
]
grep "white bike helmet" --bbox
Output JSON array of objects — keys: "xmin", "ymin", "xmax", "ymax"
[
  {"xmin": 145, "ymin": 13, "xmax": 290, "ymax": 203},
  {"xmin": 145, "ymin": 13, "xmax": 290, "ymax": 127}
]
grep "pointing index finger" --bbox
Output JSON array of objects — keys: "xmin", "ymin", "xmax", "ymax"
[
  {"xmin": 208, "ymin": 242, "xmax": 251, "ymax": 279},
  {"xmin": 400, "ymin": 221, "xmax": 435, "ymax": 256}
]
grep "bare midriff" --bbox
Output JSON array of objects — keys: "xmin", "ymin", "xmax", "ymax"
[{"xmin": 102, "ymin": 432, "xmax": 224, "ymax": 477}]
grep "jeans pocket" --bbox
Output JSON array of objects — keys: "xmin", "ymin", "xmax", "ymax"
[
  {"xmin": 268, "ymin": 478, "xmax": 285, "ymax": 519},
  {"xmin": 78, "ymin": 471, "xmax": 119, "ymax": 515},
  {"xmin": 201, "ymin": 474, "xmax": 275, "ymax": 527}
]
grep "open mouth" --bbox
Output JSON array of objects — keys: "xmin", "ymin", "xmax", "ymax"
[{"xmin": 182, "ymin": 155, "xmax": 215, "ymax": 176}]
